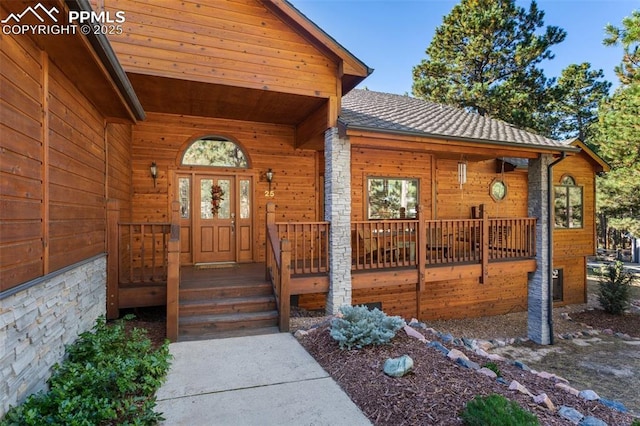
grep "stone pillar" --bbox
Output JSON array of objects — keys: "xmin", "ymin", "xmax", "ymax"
[
  {"xmin": 324, "ymin": 127, "xmax": 352, "ymax": 314},
  {"xmin": 527, "ymin": 155, "xmax": 552, "ymax": 345}
]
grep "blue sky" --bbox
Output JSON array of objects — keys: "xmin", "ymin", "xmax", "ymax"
[{"xmin": 291, "ymin": 0, "xmax": 639, "ymax": 95}]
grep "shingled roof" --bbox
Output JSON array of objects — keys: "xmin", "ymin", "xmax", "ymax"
[{"xmin": 340, "ymin": 90, "xmax": 573, "ymax": 151}]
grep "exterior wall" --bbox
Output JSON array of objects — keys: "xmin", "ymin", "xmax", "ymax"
[
  {"xmin": 106, "ymin": 123, "xmax": 133, "ymax": 221},
  {"xmin": 101, "ymin": 0, "xmax": 339, "ymax": 98},
  {"xmin": 1, "ymin": 28, "xmax": 107, "ymax": 290},
  {"xmin": 436, "ymin": 158, "xmax": 528, "ymax": 219},
  {"xmin": 552, "ymin": 153, "xmax": 597, "ymax": 305},
  {"xmin": 130, "ymin": 112, "xmax": 319, "ymax": 262},
  {"xmin": 351, "ymin": 147, "xmax": 433, "ymax": 219},
  {"xmin": 0, "ymin": 256, "xmax": 106, "ymax": 418},
  {"xmin": 1, "ymin": 26, "xmax": 45, "ymax": 289},
  {"xmin": 420, "ymin": 271, "xmax": 529, "ymax": 320}
]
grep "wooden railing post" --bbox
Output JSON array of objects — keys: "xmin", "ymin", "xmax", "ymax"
[
  {"xmin": 279, "ymin": 239, "xmax": 291, "ymax": 332},
  {"xmin": 166, "ymin": 201, "xmax": 181, "ymax": 342},
  {"xmin": 480, "ymin": 204, "xmax": 489, "ymax": 284},
  {"xmin": 266, "ymin": 202, "xmax": 275, "ymax": 280},
  {"xmin": 417, "ymin": 205, "xmax": 426, "ymax": 290},
  {"xmin": 106, "ymin": 200, "xmax": 120, "ymax": 319}
]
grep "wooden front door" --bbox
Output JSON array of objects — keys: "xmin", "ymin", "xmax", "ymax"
[{"xmin": 194, "ymin": 176, "xmax": 235, "ymax": 263}]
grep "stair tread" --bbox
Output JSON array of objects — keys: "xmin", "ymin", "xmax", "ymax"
[
  {"xmin": 180, "ymin": 295, "xmax": 275, "ymax": 307},
  {"xmin": 179, "ymin": 310, "xmax": 278, "ymax": 325}
]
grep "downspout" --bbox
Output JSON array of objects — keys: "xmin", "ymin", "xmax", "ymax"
[{"xmin": 547, "ymin": 152, "xmax": 567, "ymax": 345}]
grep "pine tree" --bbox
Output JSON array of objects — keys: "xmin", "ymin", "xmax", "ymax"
[
  {"xmin": 551, "ymin": 63, "xmax": 611, "ymax": 142},
  {"xmin": 412, "ymin": 0, "xmax": 565, "ymax": 135},
  {"xmin": 604, "ymin": 10, "xmax": 640, "ymax": 85}
]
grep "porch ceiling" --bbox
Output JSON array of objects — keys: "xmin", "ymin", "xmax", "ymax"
[{"xmin": 126, "ymin": 73, "xmax": 326, "ymax": 126}]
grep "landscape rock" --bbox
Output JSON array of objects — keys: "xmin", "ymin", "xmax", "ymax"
[
  {"xmin": 427, "ymin": 341, "xmax": 449, "ymax": 355},
  {"xmin": 558, "ymin": 405, "xmax": 584, "ymax": 424},
  {"xmin": 602, "ymin": 328, "xmax": 614, "ymax": 335},
  {"xmin": 555, "ymin": 382, "xmax": 580, "ymax": 396},
  {"xmin": 599, "ymin": 398, "xmax": 627, "ymax": 413},
  {"xmin": 294, "ymin": 329, "xmax": 308, "ymax": 339},
  {"xmin": 579, "ymin": 389, "xmax": 600, "ymax": 401},
  {"xmin": 383, "ymin": 355, "xmax": 414, "ymax": 378},
  {"xmin": 578, "ymin": 416, "xmax": 608, "ymax": 426},
  {"xmin": 476, "ymin": 340, "xmax": 493, "ymax": 351},
  {"xmin": 513, "ymin": 360, "xmax": 531, "ymax": 371},
  {"xmin": 533, "ymin": 393, "xmax": 556, "ymax": 411},
  {"xmin": 508, "ymin": 380, "xmax": 533, "ymax": 397},
  {"xmin": 496, "ymin": 377, "xmax": 509, "ymax": 386},
  {"xmin": 615, "ymin": 332, "xmax": 631, "ymax": 340},
  {"xmin": 474, "ymin": 348, "xmax": 490, "ymax": 358},
  {"xmin": 403, "ymin": 325, "xmax": 427, "ymax": 342},
  {"xmin": 439, "ymin": 332, "xmax": 454, "ymax": 343},
  {"xmin": 446, "ymin": 348, "xmax": 468, "ymax": 362},
  {"xmin": 486, "ymin": 353, "xmax": 506, "ymax": 362},
  {"xmin": 477, "ymin": 367, "xmax": 497, "ymax": 379},
  {"xmin": 455, "ymin": 357, "xmax": 480, "ymax": 370},
  {"xmin": 408, "ymin": 318, "xmax": 427, "ymax": 329}
]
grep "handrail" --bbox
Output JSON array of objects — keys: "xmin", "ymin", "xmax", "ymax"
[{"xmin": 265, "ymin": 203, "xmax": 291, "ymax": 332}]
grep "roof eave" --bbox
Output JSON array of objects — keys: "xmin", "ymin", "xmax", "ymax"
[
  {"xmin": 339, "ymin": 121, "xmax": 580, "ymax": 155},
  {"xmin": 67, "ymin": 0, "xmax": 145, "ymax": 121}
]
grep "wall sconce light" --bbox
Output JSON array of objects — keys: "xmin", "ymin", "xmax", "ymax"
[
  {"xmin": 457, "ymin": 161, "xmax": 467, "ymax": 188},
  {"xmin": 265, "ymin": 168, "xmax": 274, "ymax": 190},
  {"xmin": 150, "ymin": 162, "xmax": 158, "ymax": 188},
  {"xmin": 265, "ymin": 168, "xmax": 275, "ymax": 197}
]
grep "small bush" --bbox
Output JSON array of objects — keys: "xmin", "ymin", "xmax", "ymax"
[
  {"xmin": 597, "ymin": 261, "xmax": 635, "ymax": 315},
  {"xmin": 482, "ymin": 362, "xmax": 502, "ymax": 377},
  {"xmin": 1, "ymin": 315, "xmax": 172, "ymax": 426},
  {"xmin": 330, "ymin": 305, "xmax": 405, "ymax": 350},
  {"xmin": 461, "ymin": 394, "xmax": 539, "ymax": 426}
]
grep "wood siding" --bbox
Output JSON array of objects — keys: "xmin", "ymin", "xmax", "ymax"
[
  {"xmin": 436, "ymin": 158, "xmax": 528, "ymax": 219},
  {"xmin": 130, "ymin": 112, "xmax": 319, "ymax": 262},
  {"xmin": 1, "ymin": 28, "xmax": 113, "ymax": 291},
  {"xmin": 420, "ymin": 270, "xmax": 529, "ymax": 320},
  {"xmin": 106, "ymin": 123, "xmax": 133, "ymax": 221},
  {"xmin": 351, "ymin": 147, "xmax": 433, "ymax": 220},
  {"xmin": 102, "ymin": 0, "xmax": 339, "ymax": 98},
  {"xmin": 552, "ymin": 153, "xmax": 597, "ymax": 305},
  {"xmin": 1, "ymin": 28, "xmax": 45, "ymax": 290}
]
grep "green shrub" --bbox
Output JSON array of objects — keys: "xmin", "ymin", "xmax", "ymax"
[
  {"xmin": 330, "ymin": 305, "xmax": 405, "ymax": 350},
  {"xmin": 482, "ymin": 362, "xmax": 502, "ymax": 377},
  {"xmin": 461, "ymin": 394, "xmax": 539, "ymax": 426},
  {"xmin": 631, "ymin": 419, "xmax": 640, "ymax": 426},
  {"xmin": 597, "ymin": 261, "xmax": 635, "ymax": 315},
  {"xmin": 1, "ymin": 315, "xmax": 171, "ymax": 426}
]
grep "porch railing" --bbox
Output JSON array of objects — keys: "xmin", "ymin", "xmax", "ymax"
[
  {"xmin": 276, "ymin": 222, "xmax": 329, "ymax": 275},
  {"xmin": 352, "ymin": 220, "xmax": 419, "ymax": 270},
  {"xmin": 117, "ymin": 223, "xmax": 171, "ymax": 283},
  {"xmin": 265, "ymin": 203, "xmax": 291, "ymax": 332},
  {"xmin": 106, "ymin": 200, "xmax": 180, "ymax": 341}
]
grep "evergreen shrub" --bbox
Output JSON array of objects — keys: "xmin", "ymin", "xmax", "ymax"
[
  {"xmin": 460, "ymin": 394, "xmax": 539, "ymax": 426},
  {"xmin": 597, "ymin": 260, "xmax": 635, "ymax": 315},
  {"xmin": 330, "ymin": 305, "xmax": 405, "ymax": 350},
  {"xmin": 1, "ymin": 315, "xmax": 171, "ymax": 426}
]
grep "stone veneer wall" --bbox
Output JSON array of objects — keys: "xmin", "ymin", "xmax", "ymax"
[
  {"xmin": 0, "ymin": 255, "xmax": 107, "ymax": 417},
  {"xmin": 527, "ymin": 155, "xmax": 552, "ymax": 345},
  {"xmin": 324, "ymin": 127, "xmax": 352, "ymax": 314}
]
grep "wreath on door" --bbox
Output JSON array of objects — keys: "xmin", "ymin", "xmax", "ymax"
[{"xmin": 211, "ymin": 184, "xmax": 225, "ymax": 216}]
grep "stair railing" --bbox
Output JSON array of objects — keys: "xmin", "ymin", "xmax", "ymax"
[{"xmin": 265, "ymin": 202, "xmax": 291, "ymax": 332}]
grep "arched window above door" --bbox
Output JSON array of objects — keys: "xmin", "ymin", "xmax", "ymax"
[{"xmin": 181, "ymin": 136, "xmax": 248, "ymax": 168}]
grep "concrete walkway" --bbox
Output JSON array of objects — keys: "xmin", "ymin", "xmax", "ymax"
[{"xmin": 156, "ymin": 333, "xmax": 371, "ymax": 426}]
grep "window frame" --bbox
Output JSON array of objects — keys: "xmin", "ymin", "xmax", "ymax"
[
  {"xmin": 366, "ymin": 176, "xmax": 419, "ymax": 220},
  {"xmin": 554, "ymin": 174, "xmax": 583, "ymax": 229},
  {"xmin": 181, "ymin": 136, "xmax": 249, "ymax": 169}
]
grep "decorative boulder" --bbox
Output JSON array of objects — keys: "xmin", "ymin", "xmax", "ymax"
[
  {"xmin": 558, "ymin": 406, "xmax": 584, "ymax": 424},
  {"xmin": 383, "ymin": 355, "xmax": 413, "ymax": 378},
  {"xmin": 579, "ymin": 390, "xmax": 600, "ymax": 401}
]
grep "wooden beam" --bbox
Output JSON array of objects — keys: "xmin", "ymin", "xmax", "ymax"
[
  {"xmin": 295, "ymin": 100, "xmax": 329, "ymax": 149},
  {"xmin": 106, "ymin": 200, "xmax": 119, "ymax": 319}
]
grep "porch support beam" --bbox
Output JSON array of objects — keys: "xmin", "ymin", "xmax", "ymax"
[
  {"xmin": 324, "ymin": 127, "xmax": 352, "ymax": 314},
  {"xmin": 527, "ymin": 155, "xmax": 553, "ymax": 345}
]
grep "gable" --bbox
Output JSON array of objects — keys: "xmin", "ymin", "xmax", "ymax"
[{"xmin": 100, "ymin": 0, "xmax": 341, "ymax": 99}]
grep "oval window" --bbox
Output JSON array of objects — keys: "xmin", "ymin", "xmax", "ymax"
[{"xmin": 490, "ymin": 179, "xmax": 507, "ymax": 202}]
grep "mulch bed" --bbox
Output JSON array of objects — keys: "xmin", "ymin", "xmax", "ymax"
[
  {"xmin": 298, "ymin": 326, "xmax": 637, "ymax": 425},
  {"xmin": 570, "ymin": 309, "xmax": 640, "ymax": 338}
]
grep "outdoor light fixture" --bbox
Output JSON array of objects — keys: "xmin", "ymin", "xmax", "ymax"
[
  {"xmin": 150, "ymin": 162, "xmax": 158, "ymax": 188},
  {"xmin": 457, "ymin": 161, "xmax": 467, "ymax": 188},
  {"xmin": 265, "ymin": 168, "xmax": 274, "ymax": 190}
]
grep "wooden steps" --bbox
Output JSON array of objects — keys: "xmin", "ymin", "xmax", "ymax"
[{"xmin": 178, "ymin": 278, "xmax": 279, "ymax": 341}]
